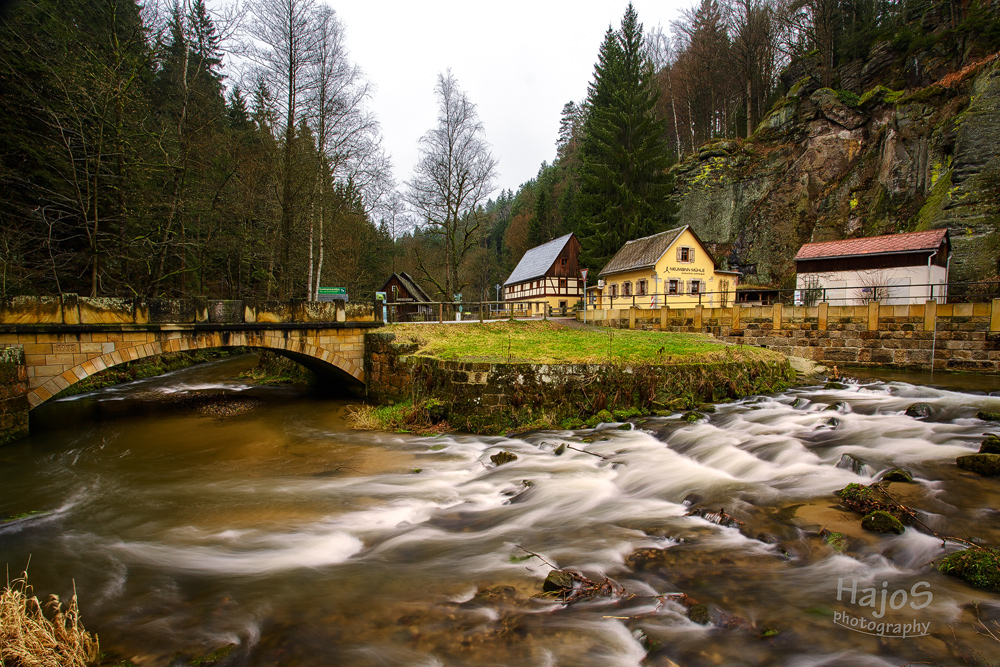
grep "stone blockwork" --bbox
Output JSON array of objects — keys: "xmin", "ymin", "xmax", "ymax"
[
  {"xmin": 586, "ymin": 299, "xmax": 1000, "ymax": 373},
  {"xmin": 0, "ymin": 295, "xmax": 379, "ymax": 410},
  {"xmin": 0, "ymin": 294, "xmax": 375, "ymax": 325},
  {"xmin": 0, "ymin": 346, "xmax": 29, "ymax": 444},
  {"xmin": 364, "ymin": 332, "xmax": 796, "ymax": 432}
]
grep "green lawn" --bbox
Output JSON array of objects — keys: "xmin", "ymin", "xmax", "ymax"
[{"xmin": 384, "ymin": 320, "xmax": 759, "ymax": 365}]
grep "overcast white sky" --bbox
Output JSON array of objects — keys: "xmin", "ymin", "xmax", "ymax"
[{"xmin": 329, "ymin": 0, "xmax": 691, "ymax": 196}]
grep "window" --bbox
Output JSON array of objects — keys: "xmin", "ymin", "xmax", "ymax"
[
  {"xmin": 668, "ymin": 279, "xmax": 678, "ymax": 295},
  {"xmin": 610, "ymin": 284, "xmax": 618, "ymax": 297},
  {"xmin": 690, "ymin": 280, "xmax": 701, "ymax": 295},
  {"xmin": 623, "ymin": 282, "xmax": 632, "ymax": 296},
  {"xmin": 677, "ymin": 246, "xmax": 694, "ymax": 263},
  {"xmin": 561, "ymin": 258, "xmax": 568, "ymax": 267},
  {"xmin": 559, "ymin": 278, "xmax": 567, "ymax": 290},
  {"xmin": 637, "ymin": 280, "xmax": 647, "ymax": 296}
]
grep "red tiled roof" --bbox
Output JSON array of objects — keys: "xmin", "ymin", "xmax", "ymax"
[{"xmin": 794, "ymin": 229, "xmax": 948, "ymax": 261}]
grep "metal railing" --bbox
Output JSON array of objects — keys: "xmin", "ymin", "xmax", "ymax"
[
  {"xmin": 378, "ymin": 300, "xmax": 552, "ymax": 324},
  {"xmin": 591, "ymin": 280, "xmax": 1000, "ymax": 309}
]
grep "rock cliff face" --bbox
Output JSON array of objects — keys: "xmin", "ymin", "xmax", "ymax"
[{"xmin": 672, "ymin": 54, "xmax": 1000, "ymax": 284}]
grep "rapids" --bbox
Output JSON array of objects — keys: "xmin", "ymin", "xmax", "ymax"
[{"xmin": 1, "ymin": 355, "xmax": 999, "ymax": 665}]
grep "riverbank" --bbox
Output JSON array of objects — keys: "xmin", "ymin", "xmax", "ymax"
[{"xmin": 359, "ymin": 320, "xmax": 796, "ymax": 434}]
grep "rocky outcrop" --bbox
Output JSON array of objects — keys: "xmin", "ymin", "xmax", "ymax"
[{"xmin": 671, "ymin": 53, "xmax": 1000, "ymax": 284}]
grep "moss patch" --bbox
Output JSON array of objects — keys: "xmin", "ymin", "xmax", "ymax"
[
  {"xmin": 861, "ymin": 510, "xmax": 905, "ymax": 534},
  {"xmin": 937, "ymin": 548, "xmax": 1000, "ymax": 592},
  {"xmin": 836, "ymin": 483, "xmax": 913, "ymax": 524}
]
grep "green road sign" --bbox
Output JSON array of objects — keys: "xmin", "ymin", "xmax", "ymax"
[{"xmin": 318, "ymin": 287, "xmax": 346, "ymax": 295}]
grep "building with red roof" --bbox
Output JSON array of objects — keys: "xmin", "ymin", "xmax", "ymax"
[{"xmin": 794, "ymin": 229, "xmax": 950, "ymax": 305}]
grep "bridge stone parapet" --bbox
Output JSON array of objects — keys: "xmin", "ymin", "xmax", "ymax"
[{"xmin": 0, "ymin": 296, "xmax": 380, "ymax": 410}]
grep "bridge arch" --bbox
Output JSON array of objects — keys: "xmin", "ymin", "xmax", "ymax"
[{"xmin": 24, "ymin": 328, "xmax": 366, "ymax": 409}]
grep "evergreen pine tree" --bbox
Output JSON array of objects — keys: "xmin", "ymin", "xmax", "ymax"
[{"xmin": 577, "ymin": 3, "xmax": 677, "ymax": 271}]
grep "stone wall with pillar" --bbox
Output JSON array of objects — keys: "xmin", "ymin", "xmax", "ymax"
[{"xmin": 582, "ymin": 299, "xmax": 1000, "ymax": 373}]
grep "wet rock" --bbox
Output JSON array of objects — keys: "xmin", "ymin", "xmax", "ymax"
[
  {"xmin": 820, "ymin": 529, "xmax": 847, "ymax": 552},
  {"xmin": 688, "ymin": 603, "xmax": 712, "ymax": 625},
  {"xmin": 937, "ymin": 548, "xmax": 1000, "ymax": 592},
  {"xmin": 980, "ymin": 435, "xmax": 1000, "ymax": 454},
  {"xmin": 957, "ymin": 453, "xmax": 1000, "ymax": 476},
  {"xmin": 978, "ymin": 411, "xmax": 1000, "ymax": 422},
  {"xmin": 836, "ymin": 483, "xmax": 912, "ymax": 524},
  {"xmin": 824, "ymin": 382, "xmax": 847, "ymax": 390},
  {"xmin": 755, "ymin": 532, "xmax": 780, "ymax": 545},
  {"xmin": 905, "ymin": 403, "xmax": 933, "ymax": 419},
  {"xmin": 542, "ymin": 570, "xmax": 574, "ymax": 593},
  {"xmin": 553, "ymin": 443, "xmax": 567, "ymax": 456},
  {"xmin": 616, "ymin": 423, "xmax": 633, "ymax": 430},
  {"xmin": 490, "ymin": 451, "xmax": 518, "ymax": 466},
  {"xmin": 861, "ymin": 510, "xmax": 905, "ymax": 534},
  {"xmin": 877, "ymin": 468, "xmax": 914, "ymax": 483},
  {"xmin": 825, "ymin": 401, "xmax": 847, "ymax": 412},
  {"xmin": 682, "ymin": 411, "xmax": 703, "ymax": 423},
  {"xmin": 471, "ymin": 585, "xmax": 518, "ymax": 605},
  {"xmin": 836, "ymin": 454, "xmax": 871, "ymax": 476}
]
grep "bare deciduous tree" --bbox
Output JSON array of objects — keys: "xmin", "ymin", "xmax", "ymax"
[{"xmin": 406, "ymin": 70, "xmax": 497, "ymax": 300}]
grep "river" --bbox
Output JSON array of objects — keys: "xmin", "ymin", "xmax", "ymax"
[{"xmin": 2, "ymin": 355, "xmax": 1000, "ymax": 666}]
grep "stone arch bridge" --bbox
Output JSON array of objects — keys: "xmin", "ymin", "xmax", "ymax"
[{"xmin": 0, "ymin": 295, "xmax": 380, "ymax": 409}]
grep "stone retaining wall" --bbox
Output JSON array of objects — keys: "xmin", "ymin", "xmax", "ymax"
[
  {"xmin": 364, "ymin": 332, "xmax": 796, "ymax": 432},
  {"xmin": 584, "ymin": 300, "xmax": 1000, "ymax": 372},
  {"xmin": 0, "ymin": 346, "xmax": 28, "ymax": 445}
]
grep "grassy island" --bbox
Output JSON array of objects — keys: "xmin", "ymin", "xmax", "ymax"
[{"xmin": 356, "ymin": 320, "xmax": 795, "ymax": 435}]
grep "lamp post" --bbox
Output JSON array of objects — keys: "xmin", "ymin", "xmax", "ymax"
[{"xmin": 495, "ymin": 283, "xmax": 500, "ymax": 315}]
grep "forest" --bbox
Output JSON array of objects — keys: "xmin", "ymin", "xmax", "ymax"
[{"xmin": 1, "ymin": 0, "xmax": 997, "ymax": 302}]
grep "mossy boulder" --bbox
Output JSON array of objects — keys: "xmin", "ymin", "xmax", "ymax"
[
  {"xmin": 980, "ymin": 435, "xmax": 1000, "ymax": 454},
  {"xmin": 836, "ymin": 483, "xmax": 912, "ymax": 524},
  {"xmin": 861, "ymin": 510, "xmax": 905, "ymax": 534},
  {"xmin": 682, "ymin": 411, "xmax": 703, "ymax": 423},
  {"xmin": 825, "ymin": 382, "xmax": 847, "ymax": 390},
  {"xmin": 878, "ymin": 468, "xmax": 914, "ymax": 483},
  {"xmin": 937, "ymin": 548, "xmax": 1000, "ymax": 592},
  {"xmin": 905, "ymin": 403, "xmax": 932, "ymax": 419},
  {"xmin": 956, "ymin": 453, "xmax": 1000, "ymax": 476},
  {"xmin": 689, "ymin": 603, "xmax": 712, "ymax": 625},
  {"xmin": 978, "ymin": 411, "xmax": 1000, "ymax": 422},
  {"xmin": 490, "ymin": 451, "xmax": 518, "ymax": 466},
  {"xmin": 559, "ymin": 417, "xmax": 585, "ymax": 430}
]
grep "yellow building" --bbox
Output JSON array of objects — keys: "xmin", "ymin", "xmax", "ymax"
[{"xmin": 592, "ymin": 226, "xmax": 740, "ymax": 309}]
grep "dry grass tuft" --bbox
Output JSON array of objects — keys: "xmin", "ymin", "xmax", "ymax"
[{"xmin": 0, "ymin": 569, "xmax": 99, "ymax": 667}]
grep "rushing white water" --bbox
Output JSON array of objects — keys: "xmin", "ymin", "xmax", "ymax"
[{"xmin": 2, "ymin": 359, "xmax": 1000, "ymax": 666}]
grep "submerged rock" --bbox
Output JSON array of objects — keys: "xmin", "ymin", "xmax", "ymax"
[
  {"xmin": 904, "ymin": 403, "xmax": 932, "ymax": 419},
  {"xmin": 490, "ymin": 451, "xmax": 518, "ymax": 466},
  {"xmin": 957, "ymin": 453, "xmax": 1000, "ymax": 476},
  {"xmin": 836, "ymin": 454, "xmax": 872, "ymax": 476},
  {"xmin": 981, "ymin": 435, "xmax": 1000, "ymax": 454},
  {"xmin": 861, "ymin": 510, "xmax": 905, "ymax": 534},
  {"xmin": 689, "ymin": 603, "xmax": 712, "ymax": 625},
  {"xmin": 937, "ymin": 548, "xmax": 1000, "ymax": 592},
  {"xmin": 978, "ymin": 411, "xmax": 1000, "ymax": 422},
  {"xmin": 836, "ymin": 483, "xmax": 912, "ymax": 524},
  {"xmin": 878, "ymin": 468, "xmax": 914, "ymax": 483}
]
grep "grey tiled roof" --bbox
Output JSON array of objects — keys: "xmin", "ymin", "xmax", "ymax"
[
  {"xmin": 599, "ymin": 227, "xmax": 687, "ymax": 277},
  {"xmin": 504, "ymin": 233, "xmax": 574, "ymax": 286}
]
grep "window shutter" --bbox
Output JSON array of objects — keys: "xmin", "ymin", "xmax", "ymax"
[
  {"xmin": 690, "ymin": 248, "xmax": 695, "ymax": 262},
  {"xmin": 676, "ymin": 247, "xmax": 682, "ymax": 261}
]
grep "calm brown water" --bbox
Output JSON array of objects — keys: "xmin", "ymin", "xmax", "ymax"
[{"xmin": 2, "ymin": 356, "xmax": 1000, "ymax": 666}]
